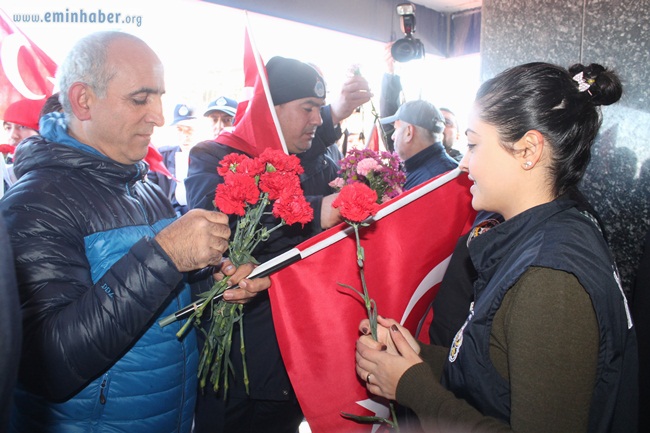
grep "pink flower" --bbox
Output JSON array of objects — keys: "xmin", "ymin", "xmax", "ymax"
[
  {"xmin": 331, "ymin": 148, "xmax": 406, "ymax": 203},
  {"xmin": 356, "ymin": 158, "xmax": 380, "ymax": 176},
  {"xmin": 329, "ymin": 177, "xmax": 345, "ymax": 189}
]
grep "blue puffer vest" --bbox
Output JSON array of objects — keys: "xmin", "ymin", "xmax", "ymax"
[{"xmin": 3, "ymin": 113, "xmax": 198, "ymax": 433}]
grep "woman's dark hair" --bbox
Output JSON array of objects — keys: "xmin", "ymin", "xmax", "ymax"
[{"xmin": 474, "ymin": 62, "xmax": 622, "ymax": 196}]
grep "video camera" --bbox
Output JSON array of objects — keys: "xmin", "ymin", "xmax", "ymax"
[{"xmin": 391, "ymin": 2, "xmax": 425, "ymax": 62}]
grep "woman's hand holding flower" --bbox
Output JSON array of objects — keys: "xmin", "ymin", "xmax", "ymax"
[{"xmin": 355, "ymin": 316, "xmax": 423, "ymax": 400}]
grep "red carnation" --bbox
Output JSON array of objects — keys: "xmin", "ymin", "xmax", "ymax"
[
  {"xmin": 332, "ymin": 182, "xmax": 379, "ymax": 223},
  {"xmin": 258, "ymin": 148, "xmax": 304, "ymax": 175},
  {"xmin": 237, "ymin": 157, "xmax": 266, "ymax": 177},
  {"xmin": 259, "ymin": 171, "xmax": 301, "ymax": 200},
  {"xmin": 272, "ymin": 193, "xmax": 314, "ymax": 226},
  {"xmin": 176, "ymin": 145, "xmax": 315, "ymax": 397},
  {"xmin": 217, "ymin": 153, "xmax": 250, "ymax": 177},
  {"xmin": 0, "ymin": 144, "xmax": 16, "ymax": 155},
  {"xmin": 214, "ymin": 172, "xmax": 260, "ymax": 216}
]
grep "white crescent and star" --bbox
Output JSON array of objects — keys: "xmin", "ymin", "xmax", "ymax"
[
  {"xmin": 355, "ymin": 399, "xmax": 390, "ymax": 433},
  {"xmin": 1, "ymin": 32, "xmax": 56, "ymax": 100},
  {"xmin": 400, "ymin": 254, "xmax": 452, "ymax": 324}
]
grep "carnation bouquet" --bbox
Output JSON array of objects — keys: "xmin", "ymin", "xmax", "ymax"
[
  {"xmin": 174, "ymin": 148, "xmax": 313, "ymax": 394},
  {"xmin": 330, "ymin": 149, "xmax": 405, "ymax": 430}
]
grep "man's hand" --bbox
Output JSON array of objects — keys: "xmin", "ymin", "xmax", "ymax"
[
  {"xmin": 330, "ymin": 74, "xmax": 373, "ymax": 125},
  {"xmin": 320, "ymin": 193, "xmax": 342, "ymax": 229},
  {"xmin": 155, "ymin": 209, "xmax": 230, "ymax": 272},
  {"xmin": 214, "ymin": 259, "xmax": 272, "ymax": 304}
]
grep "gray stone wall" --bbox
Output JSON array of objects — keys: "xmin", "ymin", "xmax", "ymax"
[{"xmin": 481, "ymin": 0, "xmax": 650, "ymax": 295}]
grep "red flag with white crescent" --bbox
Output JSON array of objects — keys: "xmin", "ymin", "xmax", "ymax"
[
  {"xmin": 0, "ymin": 8, "xmax": 57, "ymax": 118},
  {"xmin": 269, "ymin": 169, "xmax": 477, "ymax": 433}
]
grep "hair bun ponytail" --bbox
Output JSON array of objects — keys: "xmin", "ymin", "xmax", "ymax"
[{"xmin": 568, "ymin": 63, "xmax": 623, "ymax": 106}]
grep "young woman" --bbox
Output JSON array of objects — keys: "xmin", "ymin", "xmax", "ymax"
[{"xmin": 355, "ymin": 62, "xmax": 638, "ymax": 433}]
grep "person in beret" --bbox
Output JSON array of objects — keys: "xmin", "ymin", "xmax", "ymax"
[{"xmin": 2, "ymin": 98, "xmax": 45, "ymax": 146}]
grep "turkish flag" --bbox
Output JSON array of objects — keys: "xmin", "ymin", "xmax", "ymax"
[
  {"xmin": 144, "ymin": 143, "xmax": 175, "ymax": 179},
  {"xmin": 0, "ymin": 8, "xmax": 57, "ymax": 118},
  {"xmin": 366, "ymin": 125, "xmax": 380, "ymax": 153},
  {"xmin": 218, "ymin": 17, "xmax": 287, "ymax": 156},
  {"xmin": 269, "ymin": 169, "xmax": 477, "ymax": 433}
]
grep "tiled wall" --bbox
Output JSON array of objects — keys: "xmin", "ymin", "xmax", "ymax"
[{"xmin": 481, "ymin": 0, "xmax": 650, "ymax": 296}]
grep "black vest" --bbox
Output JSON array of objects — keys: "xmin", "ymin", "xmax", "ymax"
[{"xmin": 443, "ymin": 199, "xmax": 638, "ymax": 432}]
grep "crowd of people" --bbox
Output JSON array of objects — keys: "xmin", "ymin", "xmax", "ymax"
[{"xmin": 0, "ymin": 28, "xmax": 645, "ymax": 433}]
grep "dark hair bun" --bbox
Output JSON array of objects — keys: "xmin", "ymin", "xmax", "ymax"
[{"xmin": 568, "ymin": 63, "xmax": 623, "ymax": 106}]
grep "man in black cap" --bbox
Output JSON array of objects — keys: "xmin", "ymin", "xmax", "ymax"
[
  {"xmin": 186, "ymin": 56, "xmax": 370, "ymax": 433},
  {"xmin": 204, "ymin": 96, "xmax": 238, "ymax": 139},
  {"xmin": 380, "ymin": 99, "xmax": 458, "ymax": 190}
]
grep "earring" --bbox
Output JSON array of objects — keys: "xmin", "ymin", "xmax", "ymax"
[{"xmin": 524, "ymin": 161, "xmax": 533, "ymax": 168}]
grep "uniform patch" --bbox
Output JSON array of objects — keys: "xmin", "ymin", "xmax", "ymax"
[
  {"xmin": 314, "ymin": 80, "xmax": 326, "ymax": 98},
  {"xmin": 449, "ymin": 301, "xmax": 474, "ymax": 362},
  {"xmin": 467, "ymin": 218, "xmax": 501, "ymax": 247}
]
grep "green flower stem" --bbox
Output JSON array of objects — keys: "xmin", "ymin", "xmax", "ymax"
[
  {"xmin": 348, "ymin": 222, "xmax": 399, "ymax": 432},
  {"xmin": 240, "ymin": 313, "xmax": 249, "ymax": 393},
  {"xmin": 353, "ymin": 223, "xmax": 377, "ymax": 341},
  {"xmin": 188, "ymin": 193, "xmax": 290, "ymax": 397},
  {"xmin": 391, "ymin": 404, "xmax": 401, "ymax": 433},
  {"xmin": 176, "ymin": 276, "xmax": 232, "ymax": 339}
]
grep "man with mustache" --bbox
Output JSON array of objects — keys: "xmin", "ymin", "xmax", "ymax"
[{"xmin": 186, "ymin": 56, "xmax": 371, "ymax": 433}]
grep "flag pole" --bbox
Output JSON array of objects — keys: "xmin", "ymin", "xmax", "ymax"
[
  {"xmin": 244, "ymin": 11, "xmax": 288, "ymax": 154},
  {"xmin": 160, "ymin": 168, "xmax": 463, "ymax": 326},
  {"xmin": 158, "ymin": 248, "xmax": 301, "ymax": 327}
]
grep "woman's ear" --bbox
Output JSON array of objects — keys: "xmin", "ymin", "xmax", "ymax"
[{"xmin": 515, "ymin": 130, "xmax": 545, "ymax": 170}]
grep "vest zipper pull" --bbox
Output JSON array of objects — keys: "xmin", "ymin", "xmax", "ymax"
[{"xmin": 99, "ymin": 378, "xmax": 107, "ymax": 405}]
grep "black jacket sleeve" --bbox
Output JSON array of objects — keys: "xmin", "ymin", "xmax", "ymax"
[
  {"xmin": 4, "ymin": 205, "xmax": 184, "ymax": 401},
  {"xmin": 379, "ymin": 73, "xmax": 402, "ymax": 152},
  {"xmin": 380, "ymin": 73, "xmax": 402, "ymax": 118},
  {"xmin": 185, "ymin": 140, "xmax": 238, "ymax": 211},
  {"xmin": 0, "ymin": 216, "xmax": 21, "ymax": 424}
]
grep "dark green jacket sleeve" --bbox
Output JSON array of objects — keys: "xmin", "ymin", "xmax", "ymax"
[{"xmin": 396, "ymin": 267, "xmax": 598, "ymax": 433}]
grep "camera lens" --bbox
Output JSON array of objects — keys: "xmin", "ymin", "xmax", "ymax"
[{"xmin": 391, "ymin": 37, "xmax": 424, "ymax": 63}]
